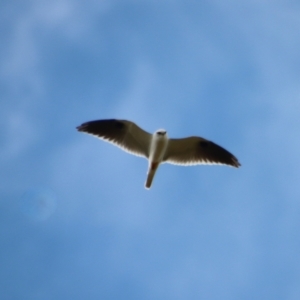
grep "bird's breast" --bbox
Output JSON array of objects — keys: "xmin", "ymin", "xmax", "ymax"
[{"xmin": 149, "ymin": 136, "xmax": 168, "ymax": 162}]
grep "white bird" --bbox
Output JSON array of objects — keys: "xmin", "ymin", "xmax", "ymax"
[{"xmin": 76, "ymin": 119, "xmax": 241, "ymax": 189}]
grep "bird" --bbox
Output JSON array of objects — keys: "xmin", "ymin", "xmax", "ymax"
[{"xmin": 76, "ymin": 119, "xmax": 241, "ymax": 189}]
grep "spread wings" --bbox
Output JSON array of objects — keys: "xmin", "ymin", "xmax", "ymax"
[
  {"xmin": 164, "ymin": 137, "xmax": 240, "ymax": 167},
  {"xmin": 76, "ymin": 119, "xmax": 152, "ymax": 158}
]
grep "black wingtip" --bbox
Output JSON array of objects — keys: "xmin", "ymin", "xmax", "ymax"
[
  {"xmin": 76, "ymin": 123, "xmax": 86, "ymax": 132},
  {"xmin": 76, "ymin": 121, "xmax": 96, "ymax": 132},
  {"xmin": 76, "ymin": 119, "xmax": 128, "ymax": 139},
  {"xmin": 233, "ymin": 158, "xmax": 241, "ymax": 168}
]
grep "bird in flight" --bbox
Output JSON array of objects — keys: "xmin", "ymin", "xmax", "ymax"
[{"xmin": 76, "ymin": 119, "xmax": 241, "ymax": 189}]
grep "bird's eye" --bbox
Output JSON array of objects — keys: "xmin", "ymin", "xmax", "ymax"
[{"xmin": 156, "ymin": 131, "xmax": 166, "ymax": 135}]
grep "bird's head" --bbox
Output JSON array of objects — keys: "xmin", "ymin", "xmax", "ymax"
[{"xmin": 155, "ymin": 129, "xmax": 167, "ymax": 137}]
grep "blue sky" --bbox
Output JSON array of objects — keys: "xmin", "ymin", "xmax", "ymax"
[{"xmin": 1, "ymin": 0, "xmax": 300, "ymax": 299}]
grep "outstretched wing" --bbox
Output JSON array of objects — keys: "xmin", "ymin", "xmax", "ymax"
[
  {"xmin": 163, "ymin": 137, "xmax": 240, "ymax": 167},
  {"xmin": 76, "ymin": 119, "xmax": 152, "ymax": 158}
]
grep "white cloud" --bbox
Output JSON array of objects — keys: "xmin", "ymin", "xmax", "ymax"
[
  {"xmin": 32, "ymin": 0, "xmax": 111, "ymax": 40},
  {"xmin": 112, "ymin": 59, "xmax": 158, "ymax": 127},
  {"xmin": 1, "ymin": 10, "xmax": 43, "ymax": 99},
  {"xmin": 1, "ymin": 0, "xmax": 112, "ymax": 100}
]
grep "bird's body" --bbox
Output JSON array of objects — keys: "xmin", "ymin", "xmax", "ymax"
[
  {"xmin": 76, "ymin": 119, "xmax": 241, "ymax": 189},
  {"xmin": 146, "ymin": 130, "xmax": 168, "ymax": 188}
]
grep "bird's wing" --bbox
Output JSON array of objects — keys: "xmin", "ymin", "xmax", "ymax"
[
  {"xmin": 76, "ymin": 119, "xmax": 152, "ymax": 158},
  {"xmin": 163, "ymin": 137, "xmax": 240, "ymax": 167}
]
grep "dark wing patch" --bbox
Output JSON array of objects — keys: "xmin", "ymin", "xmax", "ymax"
[
  {"xmin": 76, "ymin": 119, "xmax": 151, "ymax": 158},
  {"xmin": 196, "ymin": 140, "xmax": 240, "ymax": 167},
  {"xmin": 164, "ymin": 137, "xmax": 241, "ymax": 168},
  {"xmin": 199, "ymin": 141, "xmax": 209, "ymax": 148},
  {"xmin": 77, "ymin": 119, "xmax": 126, "ymax": 142}
]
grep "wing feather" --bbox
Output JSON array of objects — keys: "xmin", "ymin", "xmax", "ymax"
[
  {"xmin": 76, "ymin": 119, "xmax": 151, "ymax": 158},
  {"xmin": 164, "ymin": 137, "xmax": 240, "ymax": 167}
]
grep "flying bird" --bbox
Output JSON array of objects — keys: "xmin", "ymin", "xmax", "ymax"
[{"xmin": 76, "ymin": 119, "xmax": 241, "ymax": 189}]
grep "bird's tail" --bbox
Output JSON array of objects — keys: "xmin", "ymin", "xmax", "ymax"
[{"xmin": 145, "ymin": 162, "xmax": 159, "ymax": 189}]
